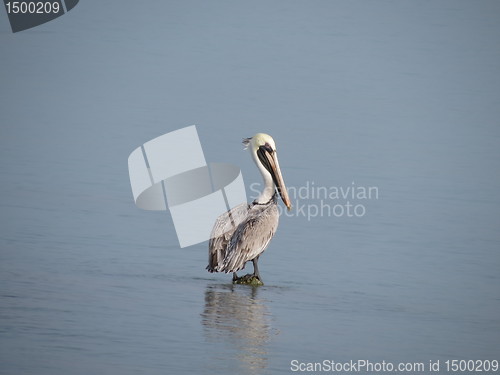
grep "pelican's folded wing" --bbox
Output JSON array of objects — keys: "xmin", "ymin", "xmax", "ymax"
[{"xmin": 222, "ymin": 204, "xmax": 279, "ymax": 273}]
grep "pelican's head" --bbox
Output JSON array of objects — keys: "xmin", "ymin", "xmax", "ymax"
[{"xmin": 243, "ymin": 133, "xmax": 292, "ymax": 210}]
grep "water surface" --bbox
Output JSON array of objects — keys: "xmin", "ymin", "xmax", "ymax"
[{"xmin": 1, "ymin": 1, "xmax": 499, "ymax": 374}]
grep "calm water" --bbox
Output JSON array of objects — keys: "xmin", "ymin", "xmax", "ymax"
[{"xmin": 1, "ymin": 1, "xmax": 499, "ymax": 374}]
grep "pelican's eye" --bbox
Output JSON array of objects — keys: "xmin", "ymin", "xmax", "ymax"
[{"xmin": 262, "ymin": 143, "xmax": 274, "ymax": 154}]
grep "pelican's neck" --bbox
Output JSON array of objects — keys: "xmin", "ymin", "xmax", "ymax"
[{"xmin": 251, "ymin": 149, "xmax": 275, "ymax": 204}]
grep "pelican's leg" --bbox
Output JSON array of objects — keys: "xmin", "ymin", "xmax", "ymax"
[
  {"xmin": 252, "ymin": 256, "xmax": 262, "ymax": 281},
  {"xmin": 232, "ymin": 272, "xmax": 238, "ymax": 282}
]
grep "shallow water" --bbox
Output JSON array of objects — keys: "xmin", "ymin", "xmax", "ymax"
[{"xmin": 1, "ymin": 1, "xmax": 500, "ymax": 374}]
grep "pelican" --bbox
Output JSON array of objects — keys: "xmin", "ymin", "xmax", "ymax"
[{"xmin": 207, "ymin": 133, "xmax": 291, "ymax": 284}]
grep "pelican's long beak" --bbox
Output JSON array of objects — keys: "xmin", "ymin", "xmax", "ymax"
[{"xmin": 261, "ymin": 148, "xmax": 292, "ymax": 211}]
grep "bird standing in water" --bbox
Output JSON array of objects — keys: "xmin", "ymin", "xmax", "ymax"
[{"xmin": 207, "ymin": 133, "xmax": 291, "ymax": 285}]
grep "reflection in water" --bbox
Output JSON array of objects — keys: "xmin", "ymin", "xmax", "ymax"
[{"xmin": 201, "ymin": 284, "xmax": 272, "ymax": 375}]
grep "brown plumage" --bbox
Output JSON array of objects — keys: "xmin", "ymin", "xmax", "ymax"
[{"xmin": 207, "ymin": 195, "xmax": 279, "ymax": 274}]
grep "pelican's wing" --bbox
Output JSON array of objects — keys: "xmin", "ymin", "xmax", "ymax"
[
  {"xmin": 221, "ymin": 204, "xmax": 279, "ymax": 273},
  {"xmin": 207, "ymin": 202, "xmax": 249, "ymax": 272}
]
